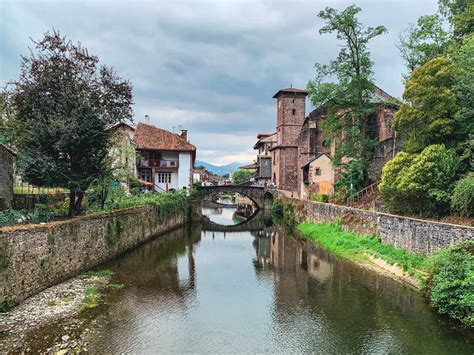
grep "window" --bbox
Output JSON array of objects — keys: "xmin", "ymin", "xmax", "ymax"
[
  {"xmin": 315, "ymin": 167, "xmax": 321, "ymax": 176},
  {"xmin": 157, "ymin": 172, "xmax": 172, "ymax": 183},
  {"xmin": 140, "ymin": 169, "xmax": 151, "ymax": 182},
  {"xmin": 292, "ymin": 109, "xmax": 296, "ymax": 115}
]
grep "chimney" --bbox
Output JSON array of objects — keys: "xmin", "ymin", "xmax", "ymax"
[
  {"xmin": 180, "ymin": 129, "xmax": 188, "ymax": 142},
  {"xmin": 144, "ymin": 115, "xmax": 150, "ymax": 124}
]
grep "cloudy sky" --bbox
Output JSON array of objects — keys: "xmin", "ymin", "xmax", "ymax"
[{"xmin": 1, "ymin": 0, "xmax": 438, "ymax": 165}]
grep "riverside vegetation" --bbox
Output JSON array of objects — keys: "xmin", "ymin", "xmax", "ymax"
[
  {"xmin": 272, "ymin": 199, "xmax": 474, "ymax": 327},
  {"xmin": 0, "ymin": 189, "xmax": 189, "ymax": 227}
]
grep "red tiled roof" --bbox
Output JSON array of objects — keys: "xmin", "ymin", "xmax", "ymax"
[{"xmin": 134, "ymin": 123, "xmax": 196, "ymax": 152}]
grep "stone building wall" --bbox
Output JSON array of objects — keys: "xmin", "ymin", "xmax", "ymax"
[
  {"xmin": 0, "ymin": 145, "xmax": 15, "ymax": 210},
  {"xmin": 279, "ymin": 195, "xmax": 474, "ymax": 254},
  {"xmin": 0, "ymin": 204, "xmax": 193, "ymax": 307}
]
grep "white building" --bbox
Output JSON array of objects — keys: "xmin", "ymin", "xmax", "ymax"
[{"xmin": 133, "ymin": 122, "xmax": 196, "ymax": 192}]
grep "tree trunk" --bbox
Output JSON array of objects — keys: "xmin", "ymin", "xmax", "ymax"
[
  {"xmin": 68, "ymin": 191, "xmax": 76, "ymax": 218},
  {"xmin": 74, "ymin": 191, "xmax": 84, "ymax": 215}
]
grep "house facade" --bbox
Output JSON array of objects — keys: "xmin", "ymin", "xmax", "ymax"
[
  {"xmin": 133, "ymin": 123, "xmax": 196, "ymax": 192},
  {"xmin": 253, "ymin": 133, "xmax": 276, "ymax": 185},
  {"xmin": 0, "ymin": 144, "xmax": 16, "ymax": 210}
]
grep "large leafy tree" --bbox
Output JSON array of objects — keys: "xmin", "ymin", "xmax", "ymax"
[
  {"xmin": 10, "ymin": 31, "xmax": 133, "ymax": 217},
  {"xmin": 307, "ymin": 5, "xmax": 387, "ymax": 195},
  {"xmin": 232, "ymin": 169, "xmax": 254, "ymax": 185},
  {"xmin": 393, "ymin": 57, "xmax": 458, "ymax": 152}
]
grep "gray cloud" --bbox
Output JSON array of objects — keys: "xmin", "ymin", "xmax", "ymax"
[{"xmin": 0, "ymin": 0, "xmax": 438, "ymax": 164}]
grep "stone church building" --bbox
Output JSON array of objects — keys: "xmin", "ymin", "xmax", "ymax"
[{"xmin": 253, "ymin": 85, "xmax": 400, "ymax": 199}]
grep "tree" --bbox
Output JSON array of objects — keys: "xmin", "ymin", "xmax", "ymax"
[
  {"xmin": 380, "ymin": 144, "xmax": 459, "ymax": 216},
  {"xmin": 232, "ymin": 169, "xmax": 253, "ymax": 185},
  {"xmin": 10, "ymin": 31, "xmax": 133, "ymax": 217},
  {"xmin": 398, "ymin": 14, "xmax": 450, "ymax": 73},
  {"xmin": 439, "ymin": 0, "xmax": 474, "ymax": 39},
  {"xmin": 450, "ymin": 174, "xmax": 474, "ymax": 217},
  {"xmin": 393, "ymin": 57, "xmax": 459, "ymax": 152},
  {"xmin": 307, "ymin": 5, "xmax": 387, "ymax": 195}
]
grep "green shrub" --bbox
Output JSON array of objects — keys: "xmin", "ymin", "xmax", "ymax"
[
  {"xmin": 312, "ymin": 193, "xmax": 329, "ymax": 203},
  {"xmin": 271, "ymin": 200, "xmax": 284, "ymax": 220},
  {"xmin": 380, "ymin": 144, "xmax": 459, "ymax": 216},
  {"xmin": 425, "ymin": 241, "xmax": 474, "ymax": 326},
  {"xmin": 450, "ymin": 174, "xmax": 474, "ymax": 217}
]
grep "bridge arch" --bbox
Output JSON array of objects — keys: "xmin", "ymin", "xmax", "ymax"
[{"xmin": 196, "ymin": 185, "xmax": 274, "ymax": 210}]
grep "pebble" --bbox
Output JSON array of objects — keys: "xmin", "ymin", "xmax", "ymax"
[{"xmin": 61, "ymin": 335, "xmax": 70, "ymax": 342}]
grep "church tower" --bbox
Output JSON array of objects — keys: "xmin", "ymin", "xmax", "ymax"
[{"xmin": 270, "ymin": 87, "xmax": 307, "ymax": 192}]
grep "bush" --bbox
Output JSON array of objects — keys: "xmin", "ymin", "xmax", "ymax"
[
  {"xmin": 380, "ymin": 144, "xmax": 459, "ymax": 216},
  {"xmin": 312, "ymin": 193, "xmax": 329, "ymax": 203},
  {"xmin": 451, "ymin": 174, "xmax": 474, "ymax": 216},
  {"xmin": 271, "ymin": 200, "xmax": 284, "ymax": 220},
  {"xmin": 425, "ymin": 242, "xmax": 474, "ymax": 326}
]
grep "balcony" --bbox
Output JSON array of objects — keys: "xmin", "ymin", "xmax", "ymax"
[{"xmin": 138, "ymin": 159, "xmax": 179, "ymax": 169}]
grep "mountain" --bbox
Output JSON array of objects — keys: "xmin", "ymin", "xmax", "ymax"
[{"xmin": 195, "ymin": 160, "xmax": 249, "ymax": 176}]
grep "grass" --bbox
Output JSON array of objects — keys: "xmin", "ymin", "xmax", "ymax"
[
  {"xmin": 108, "ymin": 283, "xmax": 124, "ymax": 290},
  {"xmin": 298, "ymin": 222, "xmax": 430, "ymax": 278},
  {"xmin": 79, "ymin": 287, "xmax": 102, "ymax": 310},
  {"xmin": 84, "ymin": 269, "xmax": 115, "ymax": 277}
]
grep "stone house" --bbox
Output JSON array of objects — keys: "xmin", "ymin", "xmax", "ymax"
[
  {"xmin": 0, "ymin": 144, "xmax": 16, "ymax": 210},
  {"xmin": 133, "ymin": 122, "xmax": 196, "ymax": 191},
  {"xmin": 253, "ymin": 132, "xmax": 276, "ymax": 185},
  {"xmin": 300, "ymin": 153, "xmax": 334, "ymax": 199}
]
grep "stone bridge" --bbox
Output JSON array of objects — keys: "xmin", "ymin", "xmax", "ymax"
[{"xmin": 195, "ymin": 185, "xmax": 275, "ymax": 210}]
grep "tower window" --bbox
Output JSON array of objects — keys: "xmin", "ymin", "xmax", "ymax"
[
  {"xmin": 292, "ymin": 99, "xmax": 295, "ymax": 103},
  {"xmin": 292, "ymin": 109, "xmax": 296, "ymax": 115}
]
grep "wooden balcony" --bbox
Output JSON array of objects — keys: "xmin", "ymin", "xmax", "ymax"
[{"xmin": 137, "ymin": 159, "xmax": 179, "ymax": 169}]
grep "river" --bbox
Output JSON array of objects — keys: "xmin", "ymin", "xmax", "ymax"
[
  {"xmin": 79, "ymin": 205, "xmax": 473, "ymax": 353},
  {"xmin": 4, "ymin": 205, "xmax": 473, "ymax": 353}
]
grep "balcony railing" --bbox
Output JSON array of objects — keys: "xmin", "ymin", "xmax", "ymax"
[{"xmin": 138, "ymin": 159, "xmax": 179, "ymax": 169}]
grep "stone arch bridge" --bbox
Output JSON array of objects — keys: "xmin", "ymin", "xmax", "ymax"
[{"xmin": 195, "ymin": 185, "xmax": 275, "ymax": 210}]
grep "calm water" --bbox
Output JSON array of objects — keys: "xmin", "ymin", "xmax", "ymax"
[{"xmin": 83, "ymin": 206, "xmax": 474, "ymax": 354}]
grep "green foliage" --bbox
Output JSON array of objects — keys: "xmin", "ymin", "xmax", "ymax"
[
  {"xmin": 9, "ymin": 30, "xmax": 133, "ymax": 217},
  {"xmin": 425, "ymin": 241, "xmax": 474, "ymax": 326},
  {"xmin": 80, "ymin": 287, "xmax": 102, "ymax": 310},
  {"xmin": 393, "ymin": 57, "xmax": 460, "ymax": 152},
  {"xmin": 85, "ymin": 269, "xmax": 115, "ymax": 277},
  {"xmin": 451, "ymin": 174, "xmax": 474, "ymax": 216},
  {"xmin": 307, "ymin": 5, "xmax": 387, "ymax": 192},
  {"xmin": 47, "ymin": 300, "xmax": 56, "ymax": 307},
  {"xmin": 193, "ymin": 180, "xmax": 203, "ymax": 187},
  {"xmin": 271, "ymin": 199, "xmax": 296, "ymax": 230},
  {"xmin": 380, "ymin": 144, "xmax": 459, "ymax": 216},
  {"xmin": 298, "ymin": 222, "xmax": 428, "ymax": 277},
  {"xmin": 271, "ymin": 199, "xmax": 284, "ymax": 220},
  {"xmin": 312, "ymin": 193, "xmax": 329, "ymax": 203},
  {"xmin": 108, "ymin": 283, "xmax": 124, "ymax": 290},
  {"xmin": 398, "ymin": 14, "xmax": 450, "ymax": 72},
  {"xmin": 439, "ymin": 0, "xmax": 474, "ymax": 39},
  {"xmin": 232, "ymin": 169, "xmax": 254, "ymax": 184},
  {"xmin": 0, "ymin": 204, "xmax": 61, "ymax": 227}
]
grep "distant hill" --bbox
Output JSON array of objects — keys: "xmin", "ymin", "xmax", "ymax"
[{"xmin": 195, "ymin": 160, "xmax": 249, "ymax": 176}]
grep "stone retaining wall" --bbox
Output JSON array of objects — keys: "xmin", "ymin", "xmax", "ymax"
[
  {"xmin": 0, "ymin": 204, "xmax": 191, "ymax": 308},
  {"xmin": 280, "ymin": 196, "xmax": 474, "ymax": 254}
]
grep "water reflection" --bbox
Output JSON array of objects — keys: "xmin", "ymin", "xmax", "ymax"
[{"xmin": 83, "ymin": 210, "xmax": 473, "ymax": 354}]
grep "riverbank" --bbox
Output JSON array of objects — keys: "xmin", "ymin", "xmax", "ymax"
[
  {"xmin": 298, "ymin": 222, "xmax": 428, "ymax": 289},
  {"xmin": 0, "ymin": 271, "xmax": 116, "ymax": 353},
  {"xmin": 297, "ymin": 221, "xmax": 474, "ymax": 327}
]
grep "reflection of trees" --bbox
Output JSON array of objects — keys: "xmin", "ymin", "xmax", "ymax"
[
  {"xmin": 252, "ymin": 231, "xmax": 469, "ymax": 353},
  {"xmin": 104, "ymin": 224, "xmax": 201, "ymax": 301}
]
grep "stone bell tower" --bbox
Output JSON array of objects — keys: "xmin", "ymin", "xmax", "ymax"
[{"xmin": 270, "ymin": 87, "xmax": 307, "ymax": 192}]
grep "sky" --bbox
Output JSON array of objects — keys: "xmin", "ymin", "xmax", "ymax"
[{"xmin": 0, "ymin": 0, "xmax": 439, "ymax": 165}]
